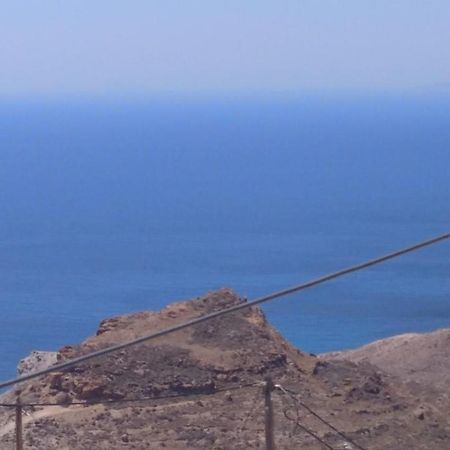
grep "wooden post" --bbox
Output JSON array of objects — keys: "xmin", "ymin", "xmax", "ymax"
[
  {"xmin": 264, "ymin": 377, "xmax": 275, "ymax": 450},
  {"xmin": 15, "ymin": 393, "xmax": 23, "ymax": 450}
]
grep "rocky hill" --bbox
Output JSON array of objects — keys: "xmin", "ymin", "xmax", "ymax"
[
  {"xmin": 0, "ymin": 289, "xmax": 449, "ymax": 449},
  {"xmin": 321, "ymin": 328, "xmax": 450, "ymax": 389}
]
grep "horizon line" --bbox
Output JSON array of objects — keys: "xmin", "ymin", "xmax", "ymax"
[{"xmin": 1, "ymin": 87, "xmax": 450, "ymax": 104}]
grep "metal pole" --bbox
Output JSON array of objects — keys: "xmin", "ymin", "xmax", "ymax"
[
  {"xmin": 15, "ymin": 393, "xmax": 23, "ymax": 450},
  {"xmin": 264, "ymin": 377, "xmax": 275, "ymax": 450}
]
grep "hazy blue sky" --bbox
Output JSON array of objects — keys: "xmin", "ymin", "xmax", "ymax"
[{"xmin": 1, "ymin": 1, "xmax": 450, "ymax": 96}]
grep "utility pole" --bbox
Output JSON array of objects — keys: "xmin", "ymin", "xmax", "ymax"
[
  {"xmin": 264, "ymin": 377, "xmax": 275, "ymax": 450},
  {"xmin": 15, "ymin": 392, "xmax": 23, "ymax": 450}
]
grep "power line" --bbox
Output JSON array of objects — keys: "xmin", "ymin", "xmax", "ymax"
[
  {"xmin": 0, "ymin": 382, "xmax": 258, "ymax": 408},
  {"xmin": 0, "ymin": 231, "xmax": 448, "ymax": 391},
  {"xmin": 282, "ymin": 401, "xmax": 336, "ymax": 450},
  {"xmin": 291, "ymin": 421, "xmax": 336, "ymax": 450},
  {"xmin": 277, "ymin": 385, "xmax": 367, "ymax": 450}
]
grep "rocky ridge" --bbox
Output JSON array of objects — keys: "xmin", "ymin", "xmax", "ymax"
[
  {"xmin": 0, "ymin": 289, "xmax": 448, "ymax": 449},
  {"xmin": 321, "ymin": 328, "xmax": 450, "ymax": 389}
]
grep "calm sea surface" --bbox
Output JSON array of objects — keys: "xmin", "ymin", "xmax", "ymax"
[{"xmin": 0, "ymin": 95, "xmax": 449, "ymax": 380}]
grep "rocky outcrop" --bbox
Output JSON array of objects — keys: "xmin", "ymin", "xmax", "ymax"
[
  {"xmin": 1, "ymin": 289, "xmax": 449, "ymax": 449},
  {"xmin": 17, "ymin": 351, "xmax": 58, "ymax": 376}
]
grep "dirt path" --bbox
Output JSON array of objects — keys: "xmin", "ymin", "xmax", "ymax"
[{"xmin": 0, "ymin": 405, "xmax": 83, "ymax": 440}]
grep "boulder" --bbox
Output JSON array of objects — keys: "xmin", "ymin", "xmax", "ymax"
[{"xmin": 17, "ymin": 351, "xmax": 58, "ymax": 376}]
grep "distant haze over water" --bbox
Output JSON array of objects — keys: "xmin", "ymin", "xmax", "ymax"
[{"xmin": 0, "ymin": 94, "xmax": 449, "ymax": 380}]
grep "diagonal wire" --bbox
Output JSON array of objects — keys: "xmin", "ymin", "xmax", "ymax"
[
  {"xmin": 277, "ymin": 385, "xmax": 367, "ymax": 450},
  {"xmin": 282, "ymin": 396, "xmax": 336, "ymax": 450},
  {"xmin": 292, "ymin": 421, "xmax": 336, "ymax": 450},
  {"xmin": 0, "ymin": 231, "xmax": 449, "ymax": 391}
]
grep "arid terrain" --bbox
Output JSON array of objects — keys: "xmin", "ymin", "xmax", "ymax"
[
  {"xmin": 0, "ymin": 289, "xmax": 449, "ymax": 449},
  {"xmin": 322, "ymin": 328, "xmax": 450, "ymax": 389}
]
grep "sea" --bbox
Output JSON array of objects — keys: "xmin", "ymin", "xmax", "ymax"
[{"xmin": 0, "ymin": 93, "xmax": 449, "ymax": 381}]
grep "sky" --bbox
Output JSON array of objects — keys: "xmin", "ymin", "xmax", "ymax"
[{"xmin": 1, "ymin": 1, "xmax": 450, "ymax": 97}]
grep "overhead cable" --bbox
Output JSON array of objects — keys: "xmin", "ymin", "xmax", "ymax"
[
  {"xmin": 0, "ymin": 231, "xmax": 448, "ymax": 391},
  {"xmin": 0, "ymin": 382, "xmax": 258, "ymax": 408},
  {"xmin": 276, "ymin": 384, "xmax": 367, "ymax": 450}
]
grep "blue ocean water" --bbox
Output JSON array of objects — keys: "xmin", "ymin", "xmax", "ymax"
[{"xmin": 0, "ymin": 94, "xmax": 449, "ymax": 381}]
